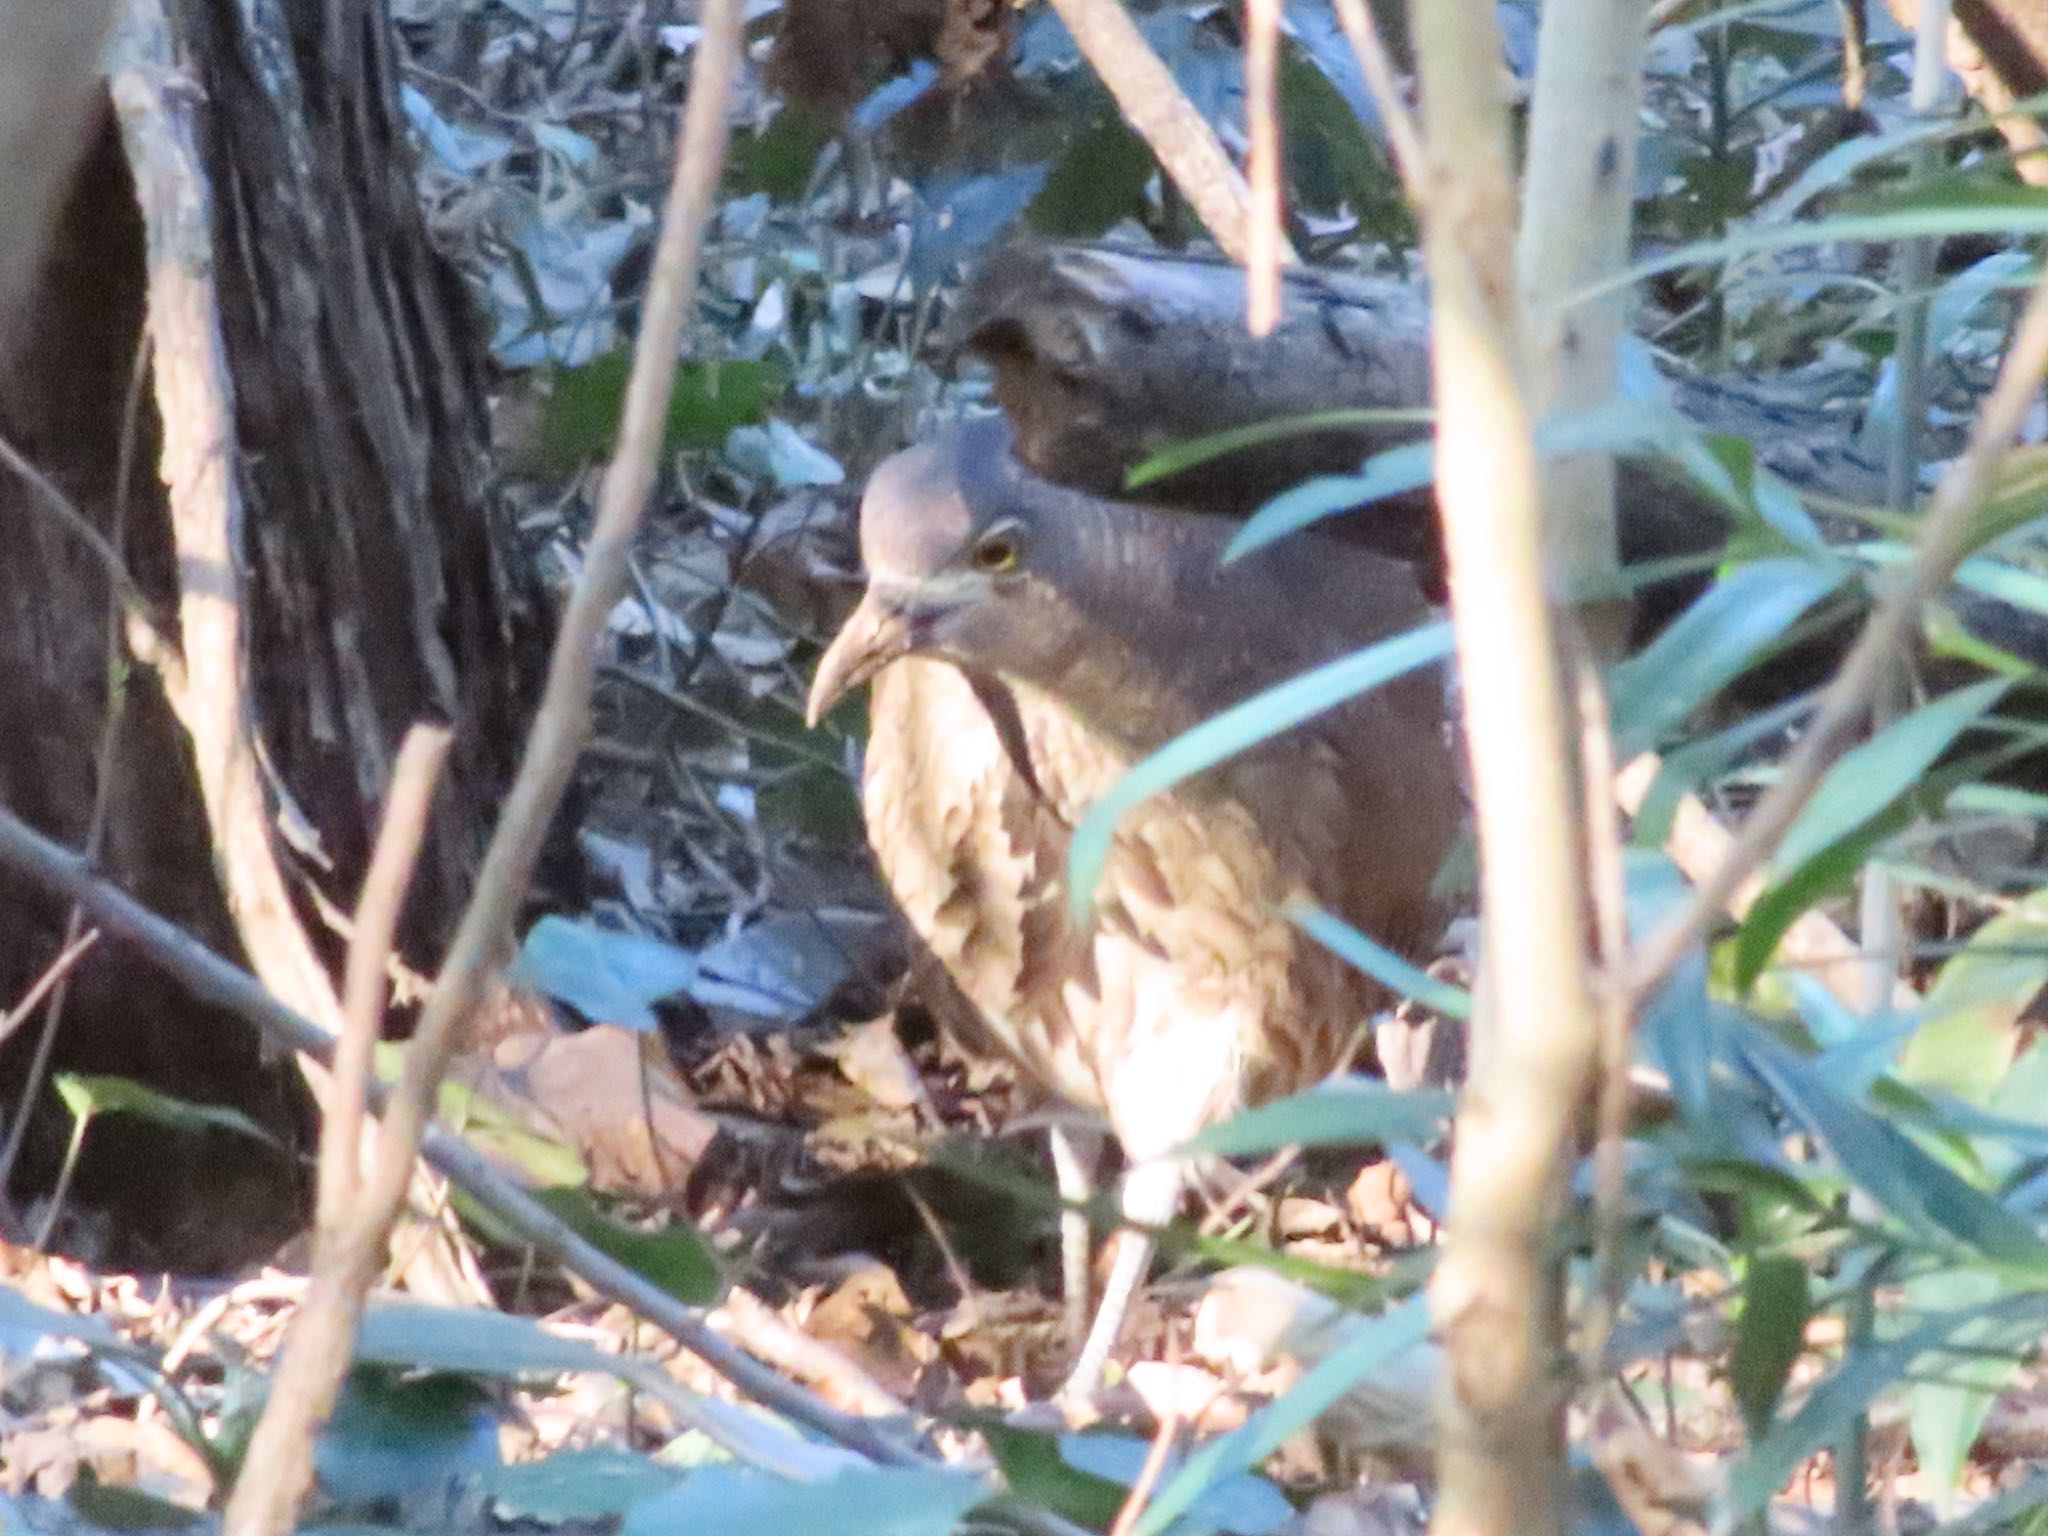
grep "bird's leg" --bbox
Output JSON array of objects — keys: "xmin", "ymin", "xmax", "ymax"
[
  {"xmin": 1059, "ymin": 1156, "xmax": 1184, "ymax": 1401},
  {"xmin": 1049, "ymin": 1121, "xmax": 1104, "ymax": 1348}
]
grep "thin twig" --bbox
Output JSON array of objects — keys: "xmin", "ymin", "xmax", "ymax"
[
  {"xmin": 221, "ymin": 0, "xmax": 749, "ymax": 1521},
  {"xmin": 1624, "ymin": 269, "xmax": 2048, "ymax": 1007},
  {"xmin": 319, "ymin": 725, "xmax": 453, "ymax": 1233},
  {"xmin": 0, "ymin": 445, "xmax": 140, "ymax": 1202},
  {"xmin": 1040, "ymin": 0, "xmax": 1291, "ymax": 267},
  {"xmin": 1107, "ymin": 1333, "xmax": 1183, "ymax": 1536},
  {"xmin": 230, "ymin": 725, "xmax": 453, "ymax": 1534},
  {"xmin": 0, "ymin": 805, "xmax": 927, "ymax": 1466},
  {"xmin": 1612, "ymin": 755, "xmax": 1911, "ymax": 1011},
  {"xmin": 1330, "ymin": 0, "xmax": 1426, "ymax": 197},
  {"xmin": 1575, "ymin": 648, "xmax": 1633, "ymax": 1367},
  {"xmin": 1244, "ymin": 0, "xmax": 1283, "ymax": 335},
  {"xmin": 708, "ymin": 1288, "xmax": 910, "ymax": 1421},
  {"xmin": 0, "ymin": 931, "xmax": 100, "ymax": 1051},
  {"xmin": 1195, "ymin": 1145, "xmax": 1299, "ymax": 1238},
  {"xmin": 0, "ymin": 428, "xmax": 180, "ymax": 695}
]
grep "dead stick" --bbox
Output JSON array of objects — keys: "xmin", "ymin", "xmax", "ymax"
[
  {"xmin": 229, "ymin": 726, "xmax": 454, "ymax": 1533},
  {"xmin": 319, "ymin": 725, "xmax": 452, "ymax": 1233},
  {"xmin": 0, "ymin": 803, "xmax": 924, "ymax": 1468}
]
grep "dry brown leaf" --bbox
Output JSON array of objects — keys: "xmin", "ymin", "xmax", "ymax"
[
  {"xmin": 827, "ymin": 1014, "xmax": 931, "ymax": 1114},
  {"xmin": 482, "ymin": 1025, "xmax": 718, "ymax": 1198}
]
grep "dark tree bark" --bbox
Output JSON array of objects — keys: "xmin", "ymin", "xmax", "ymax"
[{"xmin": 0, "ymin": 0, "xmax": 540, "ymax": 1268}]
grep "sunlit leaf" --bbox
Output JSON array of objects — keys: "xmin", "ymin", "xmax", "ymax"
[
  {"xmin": 1905, "ymin": 1267, "xmax": 2015, "ymax": 1513},
  {"xmin": 51, "ymin": 1074, "xmax": 279, "ymax": 1150},
  {"xmin": 1773, "ymin": 680, "xmax": 2009, "ymax": 872},
  {"xmin": 1590, "ymin": 178, "xmax": 2048, "ymax": 300}
]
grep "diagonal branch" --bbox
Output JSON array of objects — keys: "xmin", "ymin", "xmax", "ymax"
[{"xmin": 1624, "ymin": 267, "xmax": 2048, "ymax": 1007}]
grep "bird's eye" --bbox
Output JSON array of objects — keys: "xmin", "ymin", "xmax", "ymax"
[{"xmin": 971, "ymin": 531, "xmax": 1020, "ymax": 573}]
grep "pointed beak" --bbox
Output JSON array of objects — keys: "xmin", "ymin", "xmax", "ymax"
[{"xmin": 807, "ymin": 587, "xmax": 916, "ymax": 727}]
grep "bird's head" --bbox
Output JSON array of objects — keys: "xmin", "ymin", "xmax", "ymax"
[{"xmin": 806, "ymin": 419, "xmax": 1087, "ymax": 726}]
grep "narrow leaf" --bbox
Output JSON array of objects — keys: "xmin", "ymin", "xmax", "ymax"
[{"xmin": 1067, "ymin": 623, "xmax": 1453, "ymax": 914}]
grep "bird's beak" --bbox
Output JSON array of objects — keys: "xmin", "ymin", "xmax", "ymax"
[{"xmin": 807, "ymin": 587, "xmax": 915, "ymax": 727}]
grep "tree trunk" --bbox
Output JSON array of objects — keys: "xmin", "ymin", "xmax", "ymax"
[{"xmin": 0, "ymin": 0, "xmax": 540, "ymax": 1269}]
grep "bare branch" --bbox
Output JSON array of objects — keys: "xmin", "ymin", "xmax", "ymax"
[
  {"xmin": 1041, "ymin": 0, "xmax": 1291, "ymax": 267},
  {"xmin": 0, "ymin": 802, "xmax": 926, "ymax": 1466}
]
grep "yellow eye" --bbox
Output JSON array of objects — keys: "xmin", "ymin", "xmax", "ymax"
[{"xmin": 971, "ymin": 532, "xmax": 1020, "ymax": 573}]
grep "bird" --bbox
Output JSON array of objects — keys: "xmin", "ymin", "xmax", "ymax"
[{"xmin": 807, "ymin": 416, "xmax": 1462, "ymax": 1398}]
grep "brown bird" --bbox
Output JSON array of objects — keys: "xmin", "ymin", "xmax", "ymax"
[{"xmin": 807, "ymin": 417, "xmax": 1461, "ymax": 1396}]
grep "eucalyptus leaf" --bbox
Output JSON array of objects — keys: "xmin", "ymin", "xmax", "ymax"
[
  {"xmin": 1608, "ymin": 558, "xmax": 1840, "ymax": 755},
  {"xmin": 1736, "ymin": 1032, "xmax": 2047, "ymax": 1266},
  {"xmin": 1773, "ymin": 680, "xmax": 2009, "ymax": 873},
  {"xmin": 1287, "ymin": 900, "xmax": 1471, "ymax": 1017},
  {"xmin": 1730, "ymin": 1254, "xmax": 1810, "ymax": 1433}
]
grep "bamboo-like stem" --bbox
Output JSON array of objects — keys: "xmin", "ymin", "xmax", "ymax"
[{"xmin": 1409, "ymin": 7, "xmax": 1604, "ymax": 1536}]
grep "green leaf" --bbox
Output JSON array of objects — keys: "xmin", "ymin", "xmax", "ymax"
[
  {"xmin": 482, "ymin": 1446, "xmax": 681, "ymax": 1522},
  {"xmin": 1126, "ymin": 409, "xmax": 1431, "ymax": 493},
  {"xmin": 1067, "ymin": 622, "xmax": 1453, "ymax": 914},
  {"xmin": 527, "ymin": 1184, "xmax": 724, "ymax": 1306},
  {"xmin": 1133, "ymin": 1296, "xmax": 1431, "ymax": 1536},
  {"xmin": 1607, "ymin": 558, "xmax": 1841, "ymax": 755},
  {"xmin": 66, "ymin": 1470, "xmax": 205, "ymax": 1530},
  {"xmin": 433, "ymin": 1072, "xmax": 588, "ymax": 1188},
  {"xmin": 1730, "ymin": 1288, "xmax": 2048, "ymax": 1518},
  {"xmin": 518, "ymin": 356, "xmax": 787, "ymax": 474},
  {"xmin": 51, "ymin": 1073, "xmax": 280, "ymax": 1150},
  {"xmin": 1899, "ymin": 888, "xmax": 2048, "ymax": 1105},
  {"xmin": 1774, "ymin": 679, "xmax": 2010, "ymax": 872},
  {"xmin": 1025, "ymin": 114, "xmax": 1154, "ymax": 238},
  {"xmin": 1730, "ymin": 1254, "xmax": 1810, "ymax": 1434},
  {"xmin": 1734, "ymin": 812, "xmax": 1905, "ymax": 993},
  {"xmin": 620, "ymin": 1464, "xmax": 991, "ymax": 1536},
  {"xmin": 981, "ymin": 1423, "xmax": 1127, "ymax": 1530},
  {"xmin": 316, "ymin": 1368, "xmax": 500, "ymax": 1508},
  {"xmin": 1737, "ymin": 1032, "xmax": 2048, "ymax": 1266},
  {"xmin": 1062, "ymin": 1434, "xmax": 1291, "ymax": 1533},
  {"xmin": 1905, "ymin": 1267, "xmax": 2016, "ymax": 1513},
  {"xmin": 1587, "ymin": 179, "xmax": 2048, "ymax": 301},
  {"xmin": 1229, "ymin": 442, "xmax": 1436, "ymax": 557},
  {"xmin": 1185, "ymin": 1080, "xmax": 1452, "ymax": 1158},
  {"xmin": 356, "ymin": 1303, "xmax": 634, "ymax": 1378}
]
